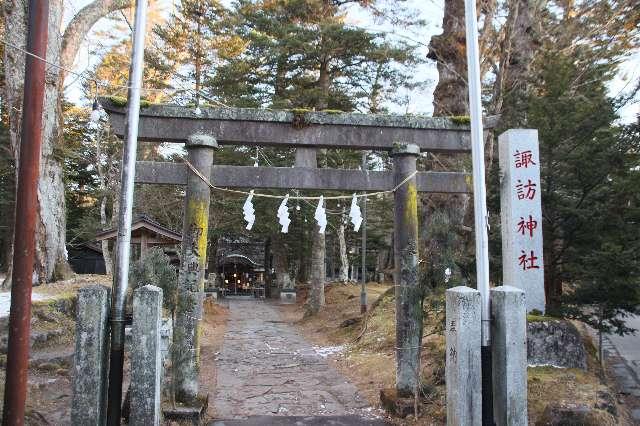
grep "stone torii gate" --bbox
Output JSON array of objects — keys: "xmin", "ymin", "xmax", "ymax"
[{"xmin": 101, "ymin": 98, "xmax": 486, "ymax": 413}]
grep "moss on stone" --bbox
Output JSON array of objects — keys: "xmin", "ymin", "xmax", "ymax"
[
  {"xmin": 108, "ymin": 96, "xmax": 128, "ymax": 107},
  {"xmin": 321, "ymin": 109, "xmax": 344, "ymax": 115},
  {"xmin": 527, "ymin": 313, "xmax": 561, "ymax": 322},
  {"xmin": 290, "ymin": 108, "xmax": 312, "ymax": 114},
  {"xmin": 107, "ymin": 96, "xmax": 151, "ymax": 109},
  {"xmin": 450, "ymin": 115, "xmax": 471, "ymax": 125}
]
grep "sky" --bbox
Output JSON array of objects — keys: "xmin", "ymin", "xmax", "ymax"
[{"xmin": 63, "ymin": 0, "xmax": 638, "ymax": 122}]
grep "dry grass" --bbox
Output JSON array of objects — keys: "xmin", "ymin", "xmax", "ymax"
[
  {"xmin": 33, "ymin": 274, "xmax": 112, "ymax": 297},
  {"xmin": 286, "ymin": 282, "xmax": 447, "ymax": 424},
  {"xmin": 289, "ymin": 282, "xmax": 623, "ymax": 425}
]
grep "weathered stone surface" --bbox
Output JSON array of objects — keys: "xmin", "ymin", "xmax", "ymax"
[
  {"xmin": 125, "ymin": 317, "xmax": 172, "ymax": 366},
  {"xmin": 209, "ymin": 415, "xmax": 388, "ymax": 425},
  {"xmin": 535, "ymin": 404, "xmax": 616, "ymax": 426},
  {"xmin": 98, "ymin": 98, "xmax": 500, "ymax": 153},
  {"xmin": 134, "ymin": 162, "xmax": 472, "ymax": 194},
  {"xmin": 392, "ymin": 145, "xmax": 422, "ymax": 397},
  {"xmin": 499, "ymin": 129, "xmax": 545, "ymax": 313},
  {"xmin": 527, "ymin": 320, "xmax": 587, "ymax": 369},
  {"xmin": 163, "ymin": 395, "xmax": 208, "ymax": 424},
  {"xmin": 101, "ymin": 98, "xmax": 478, "ymax": 130},
  {"xmin": 173, "ymin": 137, "xmax": 217, "ymax": 403},
  {"xmin": 130, "ymin": 285, "xmax": 164, "ymax": 426},
  {"xmin": 279, "ymin": 289, "xmax": 296, "ymax": 304},
  {"xmin": 445, "ymin": 286, "xmax": 482, "ymax": 426},
  {"xmin": 71, "ymin": 285, "xmax": 111, "ymax": 426},
  {"xmin": 491, "ymin": 286, "xmax": 528, "ymax": 426},
  {"xmin": 213, "ymin": 300, "xmax": 372, "ymax": 419}
]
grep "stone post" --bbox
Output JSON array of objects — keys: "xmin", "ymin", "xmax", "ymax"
[
  {"xmin": 491, "ymin": 286, "xmax": 527, "ymax": 426},
  {"xmin": 499, "ymin": 129, "xmax": 545, "ymax": 313},
  {"xmin": 71, "ymin": 285, "xmax": 111, "ymax": 426},
  {"xmin": 445, "ymin": 286, "xmax": 482, "ymax": 426},
  {"xmin": 392, "ymin": 143, "xmax": 422, "ymax": 396},
  {"xmin": 173, "ymin": 133, "xmax": 217, "ymax": 404},
  {"xmin": 130, "ymin": 285, "xmax": 163, "ymax": 426}
]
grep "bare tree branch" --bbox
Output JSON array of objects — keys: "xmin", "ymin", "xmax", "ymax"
[{"xmin": 60, "ymin": 0, "xmax": 132, "ymax": 75}]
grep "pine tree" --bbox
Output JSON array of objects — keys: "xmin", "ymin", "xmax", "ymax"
[
  {"xmin": 202, "ymin": 0, "xmax": 422, "ymax": 314},
  {"xmin": 561, "ymin": 119, "xmax": 640, "ymax": 357}
]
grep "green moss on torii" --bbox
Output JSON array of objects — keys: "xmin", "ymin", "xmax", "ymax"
[
  {"xmin": 107, "ymin": 96, "xmax": 152, "ymax": 109},
  {"xmin": 450, "ymin": 115, "xmax": 471, "ymax": 125}
]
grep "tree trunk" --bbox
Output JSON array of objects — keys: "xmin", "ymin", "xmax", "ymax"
[
  {"xmin": 427, "ymin": 0, "xmax": 468, "ymax": 117},
  {"xmin": 305, "ymin": 228, "xmax": 325, "ymax": 316},
  {"xmin": 272, "ymin": 235, "xmax": 292, "ymax": 290},
  {"xmin": 303, "ymin": 57, "xmax": 331, "ymax": 314},
  {"xmin": 337, "ymin": 211, "xmax": 348, "ymax": 283},
  {"xmin": 493, "ymin": 0, "xmax": 538, "ymax": 126},
  {"xmin": 2, "ymin": 0, "xmax": 132, "ymax": 285},
  {"xmin": 425, "ymin": 0, "xmax": 480, "ymax": 288},
  {"xmin": 99, "ymin": 196, "xmax": 113, "ymax": 275}
]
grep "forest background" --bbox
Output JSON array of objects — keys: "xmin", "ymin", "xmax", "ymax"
[{"xmin": 1, "ymin": 0, "xmax": 639, "ymax": 331}]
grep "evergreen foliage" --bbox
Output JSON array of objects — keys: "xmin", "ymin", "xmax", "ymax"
[{"xmin": 129, "ymin": 247, "xmax": 179, "ymax": 314}]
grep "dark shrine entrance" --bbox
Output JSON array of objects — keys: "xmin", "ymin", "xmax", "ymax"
[{"xmin": 216, "ymin": 236, "xmax": 266, "ymax": 297}]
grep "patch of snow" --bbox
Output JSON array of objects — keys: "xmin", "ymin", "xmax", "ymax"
[
  {"xmin": 312, "ymin": 345, "xmax": 344, "ymax": 357},
  {"xmin": 0, "ymin": 291, "xmax": 49, "ymax": 318},
  {"xmin": 528, "ymin": 363, "xmax": 568, "ymax": 369}
]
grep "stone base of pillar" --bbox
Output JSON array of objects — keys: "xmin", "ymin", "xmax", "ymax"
[
  {"xmin": 162, "ymin": 394, "xmax": 208, "ymax": 425},
  {"xmin": 205, "ymin": 289, "xmax": 219, "ymax": 300},
  {"xmin": 280, "ymin": 289, "xmax": 297, "ymax": 304},
  {"xmin": 379, "ymin": 388, "xmax": 417, "ymax": 418}
]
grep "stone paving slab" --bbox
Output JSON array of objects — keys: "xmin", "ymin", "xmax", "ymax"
[
  {"xmin": 602, "ymin": 334, "xmax": 640, "ymax": 421},
  {"xmin": 210, "ymin": 415, "xmax": 388, "ymax": 425},
  {"xmin": 212, "ymin": 300, "xmax": 380, "ymax": 422}
]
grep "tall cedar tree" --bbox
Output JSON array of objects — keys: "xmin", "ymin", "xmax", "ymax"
[
  {"xmin": 489, "ymin": 0, "xmax": 640, "ymax": 313},
  {"xmin": 203, "ymin": 0, "xmax": 420, "ymax": 299}
]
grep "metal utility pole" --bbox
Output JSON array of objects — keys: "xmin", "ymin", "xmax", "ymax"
[
  {"xmin": 360, "ymin": 151, "xmax": 368, "ymax": 314},
  {"xmin": 106, "ymin": 0, "xmax": 147, "ymax": 424},
  {"xmin": 2, "ymin": 1, "xmax": 49, "ymax": 424},
  {"xmin": 464, "ymin": 0, "xmax": 493, "ymax": 422}
]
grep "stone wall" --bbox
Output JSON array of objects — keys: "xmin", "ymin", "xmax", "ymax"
[{"xmin": 527, "ymin": 320, "xmax": 587, "ymax": 369}]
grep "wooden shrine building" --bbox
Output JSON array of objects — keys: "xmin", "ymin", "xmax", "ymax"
[{"xmin": 95, "ymin": 214, "xmax": 182, "ymax": 261}]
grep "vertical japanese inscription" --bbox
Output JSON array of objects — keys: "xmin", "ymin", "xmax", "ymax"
[{"xmin": 499, "ymin": 130, "xmax": 546, "ymax": 313}]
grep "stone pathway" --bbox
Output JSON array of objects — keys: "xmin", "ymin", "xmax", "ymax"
[
  {"xmin": 212, "ymin": 299, "xmax": 383, "ymax": 423},
  {"xmin": 601, "ymin": 314, "xmax": 640, "ymax": 422}
]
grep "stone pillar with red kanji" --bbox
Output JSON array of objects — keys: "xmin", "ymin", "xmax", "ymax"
[{"xmin": 499, "ymin": 129, "xmax": 545, "ymax": 313}]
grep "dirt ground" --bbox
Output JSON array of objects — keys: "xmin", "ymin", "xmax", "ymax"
[
  {"xmin": 198, "ymin": 299, "xmax": 230, "ymax": 422},
  {"xmin": 0, "ymin": 276, "xmax": 230, "ymax": 426},
  {"xmin": 282, "ymin": 282, "xmax": 630, "ymax": 425},
  {"xmin": 0, "ymin": 276, "xmax": 108, "ymax": 425},
  {"xmin": 0, "ymin": 277, "xmax": 632, "ymax": 425}
]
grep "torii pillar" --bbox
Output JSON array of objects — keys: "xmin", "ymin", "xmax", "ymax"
[
  {"xmin": 392, "ymin": 143, "xmax": 422, "ymax": 397},
  {"xmin": 173, "ymin": 133, "xmax": 217, "ymax": 407}
]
